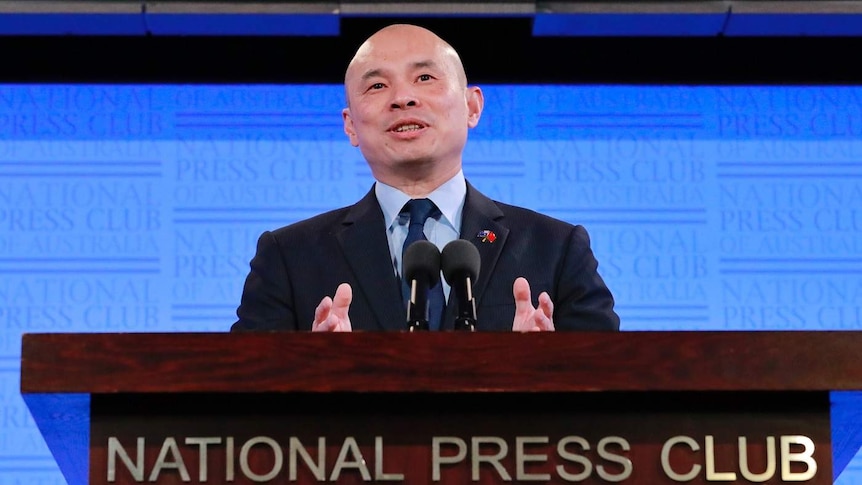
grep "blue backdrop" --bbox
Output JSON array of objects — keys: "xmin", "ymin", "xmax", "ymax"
[{"xmin": 1, "ymin": 84, "xmax": 861, "ymax": 483}]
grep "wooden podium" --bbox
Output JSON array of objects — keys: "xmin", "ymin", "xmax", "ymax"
[{"xmin": 20, "ymin": 331, "xmax": 862, "ymax": 484}]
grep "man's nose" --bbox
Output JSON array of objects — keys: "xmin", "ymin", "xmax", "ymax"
[
  {"xmin": 389, "ymin": 85, "xmax": 419, "ymax": 109},
  {"xmin": 391, "ymin": 98, "xmax": 417, "ymax": 109}
]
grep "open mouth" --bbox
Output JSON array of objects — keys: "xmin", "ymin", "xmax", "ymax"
[
  {"xmin": 394, "ymin": 123, "xmax": 423, "ymax": 132},
  {"xmin": 389, "ymin": 120, "xmax": 427, "ymax": 133}
]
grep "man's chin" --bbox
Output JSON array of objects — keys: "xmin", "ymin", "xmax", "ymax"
[{"xmin": 393, "ymin": 155, "xmax": 435, "ymax": 168}]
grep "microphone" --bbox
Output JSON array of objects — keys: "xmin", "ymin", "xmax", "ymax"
[
  {"xmin": 403, "ymin": 240, "xmax": 441, "ymax": 332},
  {"xmin": 441, "ymin": 239, "xmax": 480, "ymax": 331}
]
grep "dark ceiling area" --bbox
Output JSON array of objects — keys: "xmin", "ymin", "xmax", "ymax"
[{"xmin": 0, "ymin": 16, "xmax": 860, "ymax": 84}]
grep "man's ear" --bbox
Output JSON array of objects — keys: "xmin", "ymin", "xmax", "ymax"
[
  {"xmin": 342, "ymin": 108, "xmax": 359, "ymax": 147},
  {"xmin": 466, "ymin": 86, "xmax": 484, "ymax": 128}
]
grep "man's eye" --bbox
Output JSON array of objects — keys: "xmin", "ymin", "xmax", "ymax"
[
  {"xmin": 418, "ymin": 74, "xmax": 432, "ymax": 82},
  {"xmin": 369, "ymin": 83, "xmax": 385, "ymax": 90}
]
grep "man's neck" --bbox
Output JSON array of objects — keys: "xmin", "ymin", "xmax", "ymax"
[{"xmin": 375, "ymin": 163, "xmax": 462, "ymax": 198}]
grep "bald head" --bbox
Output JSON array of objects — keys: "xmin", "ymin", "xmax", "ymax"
[
  {"xmin": 345, "ymin": 24, "xmax": 468, "ymax": 100},
  {"xmin": 339, "ymin": 22, "xmax": 484, "ymax": 191}
]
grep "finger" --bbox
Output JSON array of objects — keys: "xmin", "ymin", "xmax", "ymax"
[
  {"xmin": 314, "ymin": 296, "xmax": 332, "ymax": 323},
  {"xmin": 535, "ymin": 293, "xmax": 555, "ymax": 331},
  {"xmin": 544, "ymin": 293, "xmax": 556, "ymax": 331},
  {"xmin": 534, "ymin": 313, "xmax": 554, "ymax": 331},
  {"xmin": 331, "ymin": 283, "xmax": 353, "ymax": 318},
  {"xmin": 512, "ymin": 277, "xmax": 532, "ymax": 316},
  {"xmin": 538, "ymin": 292, "xmax": 554, "ymax": 319},
  {"xmin": 312, "ymin": 296, "xmax": 333, "ymax": 332},
  {"xmin": 332, "ymin": 283, "xmax": 354, "ymax": 332},
  {"xmin": 511, "ymin": 277, "xmax": 536, "ymax": 332}
]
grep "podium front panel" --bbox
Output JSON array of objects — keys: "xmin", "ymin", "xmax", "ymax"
[{"xmin": 91, "ymin": 392, "xmax": 831, "ymax": 485}]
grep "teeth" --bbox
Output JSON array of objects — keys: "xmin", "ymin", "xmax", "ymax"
[{"xmin": 395, "ymin": 124, "xmax": 421, "ymax": 132}]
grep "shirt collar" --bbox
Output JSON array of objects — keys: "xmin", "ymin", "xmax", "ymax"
[{"xmin": 375, "ymin": 170, "xmax": 467, "ymax": 230}]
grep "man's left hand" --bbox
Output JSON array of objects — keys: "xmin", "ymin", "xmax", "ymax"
[{"xmin": 512, "ymin": 277, "xmax": 555, "ymax": 332}]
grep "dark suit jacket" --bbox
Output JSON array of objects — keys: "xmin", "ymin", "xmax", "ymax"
[{"xmin": 232, "ymin": 182, "xmax": 620, "ymax": 331}]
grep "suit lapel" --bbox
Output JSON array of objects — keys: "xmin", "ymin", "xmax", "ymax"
[
  {"xmin": 336, "ymin": 188, "xmax": 406, "ymax": 330},
  {"xmin": 442, "ymin": 183, "xmax": 508, "ymax": 329}
]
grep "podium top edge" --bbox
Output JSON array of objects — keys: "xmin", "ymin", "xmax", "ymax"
[{"xmin": 20, "ymin": 331, "xmax": 862, "ymax": 394}]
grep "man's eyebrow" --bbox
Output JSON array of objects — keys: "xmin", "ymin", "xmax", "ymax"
[
  {"xmin": 359, "ymin": 60, "xmax": 439, "ymax": 82},
  {"xmin": 411, "ymin": 60, "xmax": 437, "ymax": 70},
  {"xmin": 360, "ymin": 68, "xmax": 384, "ymax": 82}
]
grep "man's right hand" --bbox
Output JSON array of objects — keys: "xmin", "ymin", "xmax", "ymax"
[{"xmin": 312, "ymin": 283, "xmax": 353, "ymax": 332}]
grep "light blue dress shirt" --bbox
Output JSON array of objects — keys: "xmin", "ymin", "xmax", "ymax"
[{"xmin": 375, "ymin": 171, "xmax": 466, "ymax": 303}]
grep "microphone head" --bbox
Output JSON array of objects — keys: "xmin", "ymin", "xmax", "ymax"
[
  {"xmin": 403, "ymin": 240, "xmax": 441, "ymax": 286},
  {"xmin": 441, "ymin": 239, "xmax": 481, "ymax": 284}
]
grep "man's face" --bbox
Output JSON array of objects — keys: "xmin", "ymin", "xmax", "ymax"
[{"xmin": 342, "ymin": 26, "xmax": 482, "ymax": 181}]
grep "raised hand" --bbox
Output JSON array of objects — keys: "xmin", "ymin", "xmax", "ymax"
[
  {"xmin": 312, "ymin": 283, "xmax": 353, "ymax": 332},
  {"xmin": 511, "ymin": 277, "xmax": 555, "ymax": 332}
]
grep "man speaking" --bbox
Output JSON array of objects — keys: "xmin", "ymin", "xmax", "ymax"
[{"xmin": 231, "ymin": 24, "xmax": 619, "ymax": 332}]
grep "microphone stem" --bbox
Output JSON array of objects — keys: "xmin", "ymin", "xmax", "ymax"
[
  {"xmin": 407, "ymin": 279, "xmax": 430, "ymax": 331},
  {"xmin": 454, "ymin": 276, "xmax": 477, "ymax": 331}
]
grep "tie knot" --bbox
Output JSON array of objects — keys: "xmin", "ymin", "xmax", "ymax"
[{"xmin": 404, "ymin": 198, "xmax": 438, "ymax": 225}]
